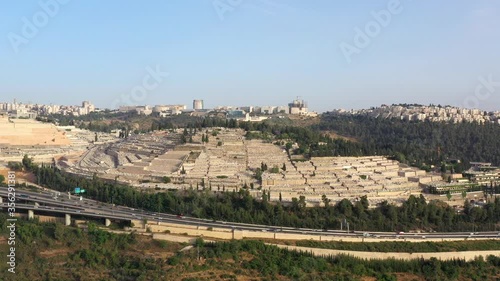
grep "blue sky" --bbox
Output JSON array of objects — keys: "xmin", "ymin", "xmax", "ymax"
[{"xmin": 1, "ymin": 0, "xmax": 500, "ymax": 112}]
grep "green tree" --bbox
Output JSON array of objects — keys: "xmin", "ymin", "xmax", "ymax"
[
  {"xmin": 321, "ymin": 194, "xmax": 330, "ymax": 208},
  {"xmin": 441, "ymin": 163, "xmax": 447, "ymax": 173},
  {"xmin": 255, "ymin": 168, "xmax": 263, "ymax": 181},
  {"xmin": 194, "ymin": 237, "xmax": 204, "ymax": 247},
  {"xmin": 270, "ymin": 166, "xmax": 280, "ymax": 173},
  {"xmin": 461, "ymin": 190, "xmax": 467, "ymax": 200},
  {"xmin": 22, "ymin": 154, "xmax": 33, "ymax": 169},
  {"xmin": 446, "ymin": 191, "xmax": 452, "ymax": 201},
  {"xmin": 0, "ymin": 175, "xmax": 5, "ymax": 185},
  {"xmin": 260, "ymin": 162, "xmax": 268, "ymax": 171}
]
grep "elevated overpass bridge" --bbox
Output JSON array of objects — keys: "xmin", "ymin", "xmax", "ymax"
[{"xmin": 1, "ymin": 187, "xmax": 499, "ymax": 240}]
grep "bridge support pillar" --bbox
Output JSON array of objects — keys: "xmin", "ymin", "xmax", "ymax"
[
  {"xmin": 0, "ymin": 197, "xmax": 3, "ymax": 203},
  {"xmin": 65, "ymin": 214, "xmax": 71, "ymax": 226},
  {"xmin": 28, "ymin": 210, "xmax": 34, "ymax": 220},
  {"xmin": 105, "ymin": 218, "xmax": 111, "ymax": 227}
]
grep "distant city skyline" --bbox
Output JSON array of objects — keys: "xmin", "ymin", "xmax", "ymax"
[
  {"xmin": 3, "ymin": 98, "xmax": 500, "ymax": 115},
  {"xmin": 1, "ymin": 1, "xmax": 500, "ymax": 112}
]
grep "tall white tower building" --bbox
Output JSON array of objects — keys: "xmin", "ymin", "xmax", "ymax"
[{"xmin": 193, "ymin": 99, "xmax": 204, "ymax": 110}]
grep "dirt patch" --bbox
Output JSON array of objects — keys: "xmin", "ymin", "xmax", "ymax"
[
  {"xmin": 180, "ymin": 269, "xmax": 288, "ymax": 281},
  {"xmin": 394, "ymin": 273, "xmax": 425, "ymax": 281},
  {"xmin": 322, "ymin": 130, "xmax": 359, "ymax": 143},
  {"xmin": 361, "ymin": 273, "xmax": 423, "ymax": 281},
  {"xmin": 39, "ymin": 248, "xmax": 73, "ymax": 258},
  {"xmin": 287, "ymin": 115, "xmax": 321, "ymax": 127},
  {"xmin": 0, "ymin": 168, "xmax": 35, "ymax": 183}
]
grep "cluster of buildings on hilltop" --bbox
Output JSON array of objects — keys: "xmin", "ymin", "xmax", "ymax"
[
  {"xmin": 331, "ymin": 105, "xmax": 500, "ymax": 124},
  {"xmin": 0, "ymin": 100, "xmax": 96, "ymax": 118},
  {"xmin": 118, "ymin": 104, "xmax": 187, "ymax": 116},
  {"xmin": 117, "ymin": 98, "xmax": 317, "ymax": 121},
  {"xmin": 0, "ymin": 97, "xmax": 317, "ymax": 121},
  {"xmin": 213, "ymin": 98, "xmax": 316, "ymax": 121}
]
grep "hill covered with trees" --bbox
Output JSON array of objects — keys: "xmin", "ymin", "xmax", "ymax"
[{"xmin": 315, "ymin": 114, "xmax": 500, "ymax": 169}]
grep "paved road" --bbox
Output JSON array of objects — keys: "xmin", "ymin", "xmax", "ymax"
[{"xmin": 1, "ymin": 187, "xmax": 499, "ymax": 240}]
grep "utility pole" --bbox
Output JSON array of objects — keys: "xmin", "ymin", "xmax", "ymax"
[{"xmin": 342, "ymin": 218, "xmax": 349, "ymax": 233}]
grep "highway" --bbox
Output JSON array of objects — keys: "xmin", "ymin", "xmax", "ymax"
[{"xmin": 1, "ymin": 187, "xmax": 499, "ymax": 240}]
